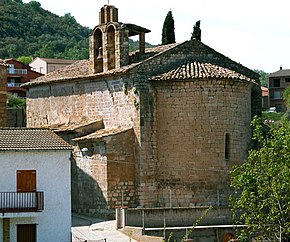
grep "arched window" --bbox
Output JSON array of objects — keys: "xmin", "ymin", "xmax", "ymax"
[
  {"xmin": 107, "ymin": 25, "xmax": 116, "ymax": 70},
  {"xmin": 92, "ymin": 28, "xmax": 103, "ymax": 73}
]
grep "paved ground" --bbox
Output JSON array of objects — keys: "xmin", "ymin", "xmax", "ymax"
[{"xmin": 72, "ymin": 213, "xmax": 137, "ymax": 242}]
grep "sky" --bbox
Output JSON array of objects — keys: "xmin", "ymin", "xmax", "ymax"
[{"xmin": 22, "ymin": 0, "xmax": 290, "ymax": 73}]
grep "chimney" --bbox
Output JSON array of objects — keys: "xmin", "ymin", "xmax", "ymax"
[{"xmin": 280, "ymin": 66, "xmax": 282, "ymax": 70}]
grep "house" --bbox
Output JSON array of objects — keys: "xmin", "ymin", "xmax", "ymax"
[
  {"xmin": 268, "ymin": 66, "xmax": 290, "ymax": 112},
  {"xmin": 23, "ymin": 3, "xmax": 260, "ymax": 225},
  {"xmin": 29, "ymin": 57, "xmax": 78, "ymax": 74},
  {"xmin": 0, "ymin": 60, "xmax": 8, "ymax": 127},
  {"xmin": 0, "ymin": 128, "xmax": 72, "ymax": 242},
  {"xmin": 4, "ymin": 59, "xmax": 43, "ymax": 98},
  {"xmin": 261, "ymin": 86, "xmax": 269, "ymax": 110}
]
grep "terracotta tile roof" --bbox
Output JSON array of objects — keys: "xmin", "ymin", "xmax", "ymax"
[
  {"xmin": 0, "ymin": 59, "xmax": 8, "ymax": 67},
  {"xmin": 149, "ymin": 60, "xmax": 255, "ymax": 82},
  {"xmin": 0, "ymin": 128, "xmax": 72, "ymax": 151},
  {"xmin": 261, "ymin": 86, "xmax": 268, "ymax": 96},
  {"xmin": 73, "ymin": 127, "xmax": 132, "ymax": 142},
  {"xmin": 22, "ymin": 43, "xmax": 181, "ymax": 87}
]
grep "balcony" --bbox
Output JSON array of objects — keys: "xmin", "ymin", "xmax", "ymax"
[
  {"xmin": 7, "ymin": 82, "xmax": 22, "ymax": 87},
  {"xmin": 8, "ymin": 69, "xmax": 28, "ymax": 75},
  {"xmin": 0, "ymin": 192, "xmax": 44, "ymax": 214}
]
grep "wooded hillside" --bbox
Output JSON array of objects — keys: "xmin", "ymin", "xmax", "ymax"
[
  {"xmin": 0, "ymin": 0, "xmax": 91, "ymax": 59},
  {"xmin": 0, "ymin": 0, "xmax": 155, "ymax": 61}
]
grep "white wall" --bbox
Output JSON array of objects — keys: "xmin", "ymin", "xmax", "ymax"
[
  {"xmin": 30, "ymin": 58, "xmax": 47, "ymax": 74},
  {"xmin": 0, "ymin": 150, "xmax": 71, "ymax": 242}
]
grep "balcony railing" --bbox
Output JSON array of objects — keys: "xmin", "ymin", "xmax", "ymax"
[
  {"xmin": 0, "ymin": 192, "xmax": 44, "ymax": 213},
  {"xmin": 8, "ymin": 69, "xmax": 28, "ymax": 75},
  {"xmin": 7, "ymin": 82, "xmax": 22, "ymax": 87}
]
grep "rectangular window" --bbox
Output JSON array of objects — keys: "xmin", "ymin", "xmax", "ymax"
[
  {"xmin": 285, "ymin": 78, "xmax": 290, "ymax": 82},
  {"xmin": 17, "ymin": 170, "xmax": 36, "ymax": 192},
  {"xmin": 273, "ymin": 79, "xmax": 280, "ymax": 87},
  {"xmin": 273, "ymin": 91, "xmax": 281, "ymax": 99}
]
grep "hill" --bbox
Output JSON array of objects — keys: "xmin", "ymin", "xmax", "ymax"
[
  {"xmin": 0, "ymin": 0, "xmax": 155, "ymax": 61},
  {"xmin": 0, "ymin": 0, "xmax": 91, "ymax": 59}
]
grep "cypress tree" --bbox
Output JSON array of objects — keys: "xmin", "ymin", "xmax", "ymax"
[
  {"xmin": 191, "ymin": 20, "xmax": 201, "ymax": 41},
  {"xmin": 161, "ymin": 10, "xmax": 176, "ymax": 45}
]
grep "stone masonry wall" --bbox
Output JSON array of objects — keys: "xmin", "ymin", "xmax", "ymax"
[
  {"xmin": 106, "ymin": 129, "xmax": 137, "ymax": 208},
  {"xmin": 152, "ymin": 79, "xmax": 253, "ymax": 207},
  {"xmin": 27, "ymin": 76, "xmax": 139, "ymax": 131},
  {"xmin": 0, "ymin": 65, "xmax": 7, "ymax": 127},
  {"xmin": 71, "ymin": 128, "xmax": 137, "ymax": 218}
]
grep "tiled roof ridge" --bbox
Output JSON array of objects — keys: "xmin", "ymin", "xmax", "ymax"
[{"xmin": 150, "ymin": 59, "xmax": 255, "ymax": 82}]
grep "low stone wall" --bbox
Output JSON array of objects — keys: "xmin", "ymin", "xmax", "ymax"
[{"xmin": 125, "ymin": 206, "xmax": 232, "ymax": 228}]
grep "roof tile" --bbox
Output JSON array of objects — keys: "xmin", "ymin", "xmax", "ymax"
[
  {"xmin": 150, "ymin": 60, "xmax": 254, "ymax": 82},
  {"xmin": 0, "ymin": 128, "xmax": 72, "ymax": 151}
]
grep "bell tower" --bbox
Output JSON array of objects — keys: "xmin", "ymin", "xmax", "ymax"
[{"xmin": 89, "ymin": 5, "xmax": 150, "ymax": 74}]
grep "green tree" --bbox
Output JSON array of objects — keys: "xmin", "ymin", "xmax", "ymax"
[
  {"xmin": 17, "ymin": 56, "xmax": 33, "ymax": 65},
  {"xmin": 7, "ymin": 94, "xmax": 26, "ymax": 109},
  {"xmin": 191, "ymin": 20, "xmax": 201, "ymax": 41},
  {"xmin": 283, "ymin": 85, "xmax": 290, "ymax": 109},
  {"xmin": 230, "ymin": 117, "xmax": 290, "ymax": 241},
  {"xmin": 161, "ymin": 10, "xmax": 175, "ymax": 45},
  {"xmin": 254, "ymin": 69, "xmax": 269, "ymax": 87}
]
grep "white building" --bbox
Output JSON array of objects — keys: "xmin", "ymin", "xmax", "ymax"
[
  {"xmin": 0, "ymin": 128, "xmax": 72, "ymax": 242},
  {"xmin": 29, "ymin": 57, "xmax": 78, "ymax": 74}
]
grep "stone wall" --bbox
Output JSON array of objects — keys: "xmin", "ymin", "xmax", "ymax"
[
  {"xmin": 27, "ymin": 76, "xmax": 139, "ymax": 130},
  {"xmin": 106, "ymin": 129, "xmax": 138, "ymax": 208},
  {"xmin": 70, "ymin": 127, "xmax": 138, "ymax": 218},
  {"xmin": 152, "ymin": 79, "xmax": 252, "ymax": 207},
  {"xmin": 135, "ymin": 77, "xmax": 253, "ymax": 207},
  {"xmin": 0, "ymin": 65, "xmax": 7, "ymax": 127}
]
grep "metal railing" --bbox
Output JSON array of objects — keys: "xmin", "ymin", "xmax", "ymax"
[
  {"xmin": 0, "ymin": 192, "xmax": 44, "ymax": 213},
  {"xmin": 8, "ymin": 69, "xmax": 28, "ymax": 75},
  {"xmin": 7, "ymin": 82, "xmax": 22, "ymax": 87}
]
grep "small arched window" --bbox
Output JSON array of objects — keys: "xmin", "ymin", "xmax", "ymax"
[{"xmin": 225, "ymin": 133, "xmax": 230, "ymax": 160}]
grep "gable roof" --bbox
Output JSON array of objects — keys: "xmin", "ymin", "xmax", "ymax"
[
  {"xmin": 0, "ymin": 128, "xmax": 72, "ymax": 151},
  {"xmin": 269, "ymin": 69, "xmax": 290, "ymax": 78},
  {"xmin": 150, "ymin": 60, "xmax": 255, "ymax": 83}
]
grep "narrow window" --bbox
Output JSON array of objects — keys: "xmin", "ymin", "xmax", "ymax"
[{"xmin": 225, "ymin": 133, "xmax": 230, "ymax": 160}]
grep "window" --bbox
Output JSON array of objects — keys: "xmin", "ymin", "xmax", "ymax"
[
  {"xmin": 17, "ymin": 170, "xmax": 36, "ymax": 192},
  {"xmin": 285, "ymin": 78, "xmax": 290, "ymax": 82},
  {"xmin": 273, "ymin": 91, "xmax": 281, "ymax": 99},
  {"xmin": 273, "ymin": 79, "xmax": 280, "ymax": 87},
  {"xmin": 225, "ymin": 133, "xmax": 230, "ymax": 160}
]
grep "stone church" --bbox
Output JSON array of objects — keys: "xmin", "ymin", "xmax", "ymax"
[{"xmin": 24, "ymin": 5, "xmax": 260, "ymax": 218}]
